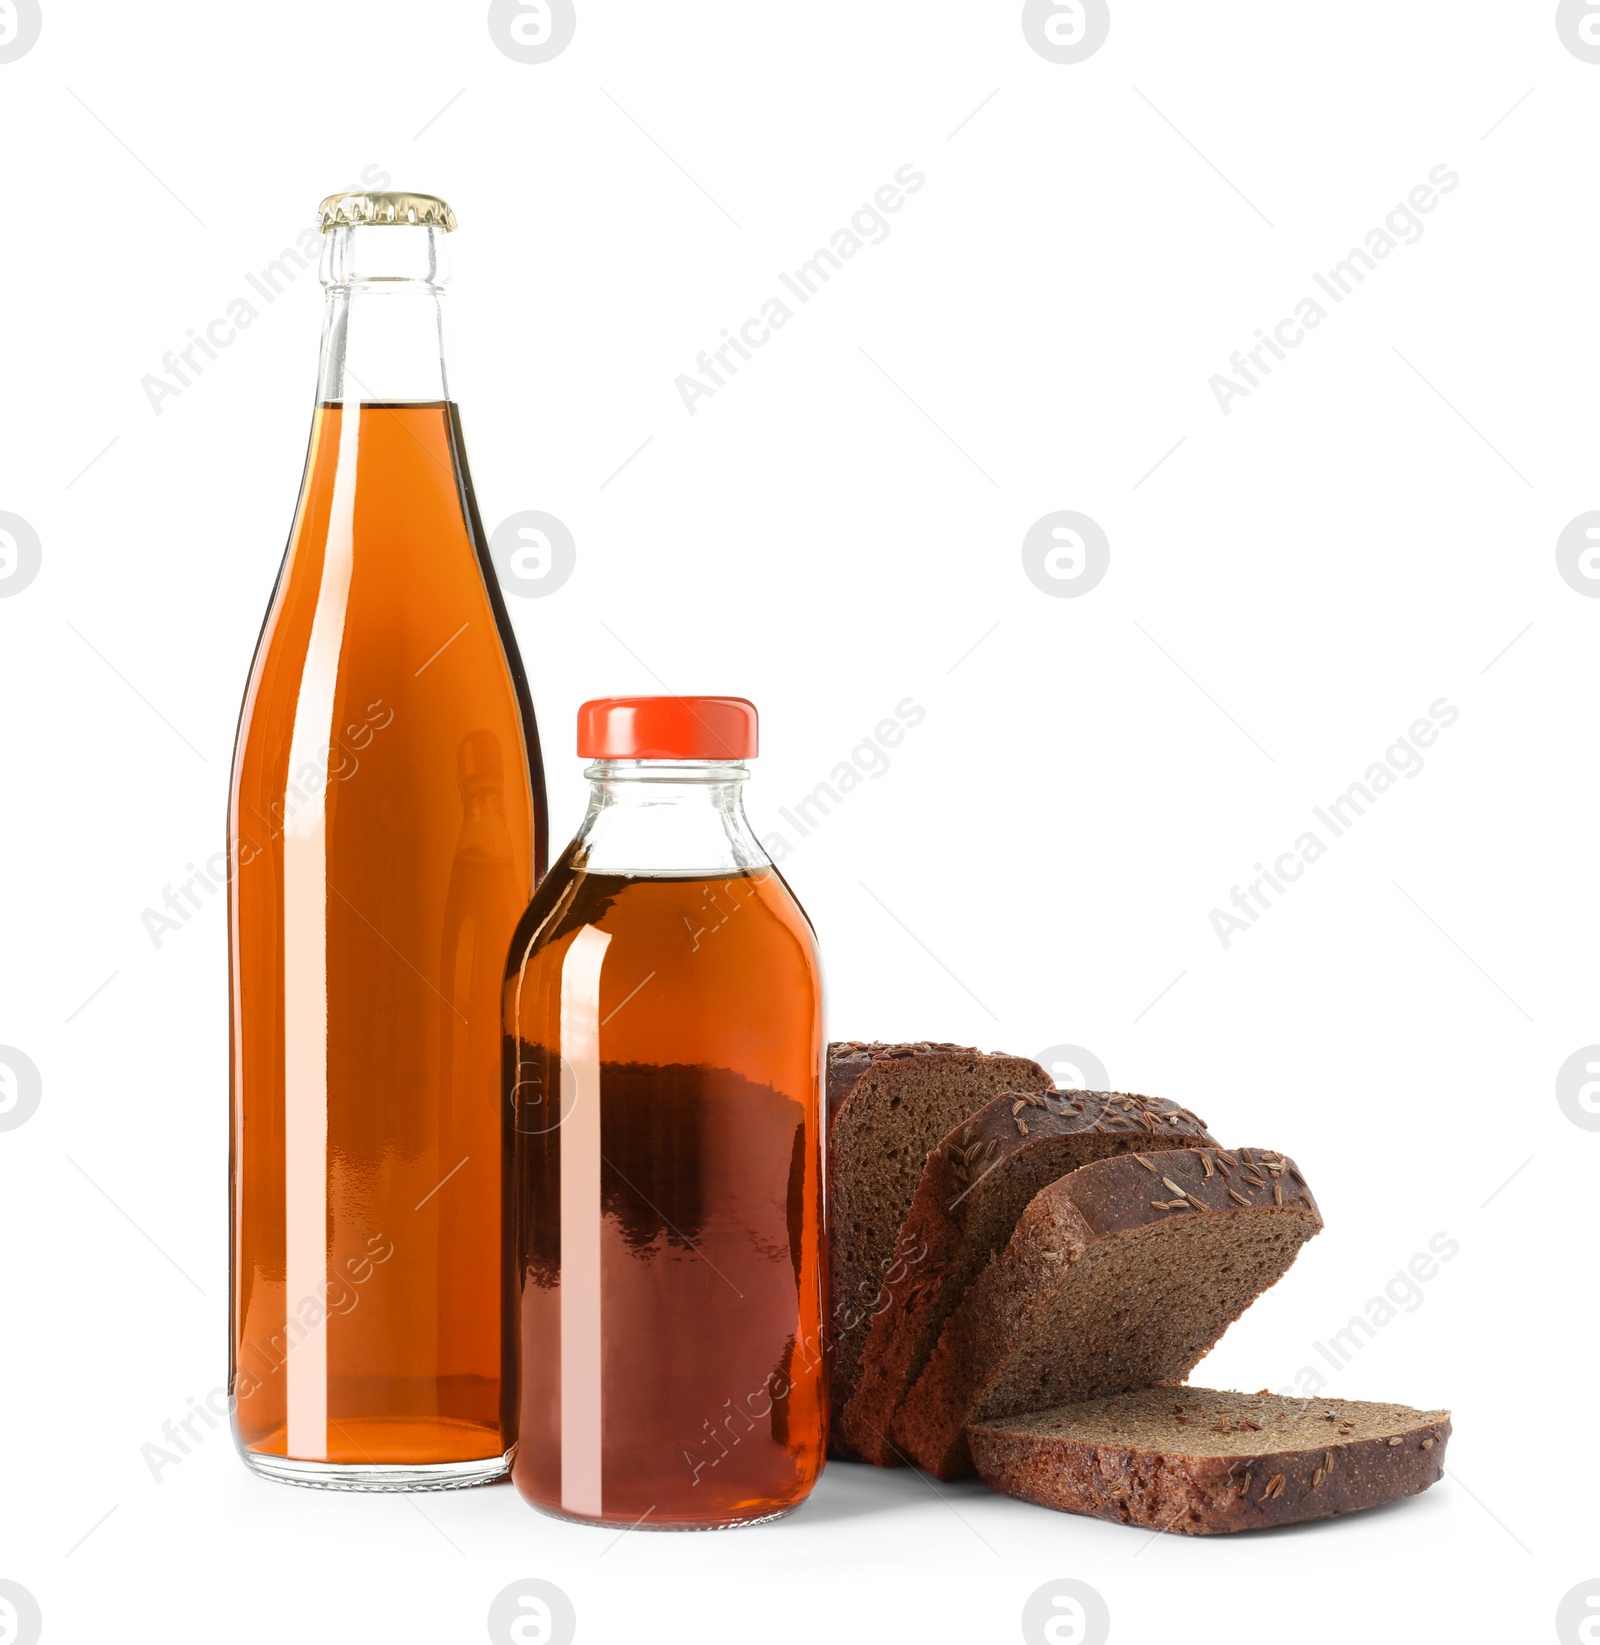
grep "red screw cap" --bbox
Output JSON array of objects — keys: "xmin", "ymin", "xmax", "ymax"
[{"xmin": 577, "ymin": 696, "xmax": 758, "ymax": 760}]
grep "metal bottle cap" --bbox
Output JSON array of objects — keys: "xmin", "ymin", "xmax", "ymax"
[{"xmin": 316, "ymin": 191, "xmax": 458, "ymax": 233}]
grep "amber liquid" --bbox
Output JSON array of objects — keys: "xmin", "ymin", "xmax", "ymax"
[
  {"xmin": 229, "ymin": 401, "xmax": 545, "ymax": 1467},
  {"xmin": 506, "ymin": 866, "xmax": 826, "ymax": 1526}
]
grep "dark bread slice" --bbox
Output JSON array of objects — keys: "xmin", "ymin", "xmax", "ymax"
[
  {"xmin": 825, "ymin": 1042, "xmax": 1051, "ymax": 1459},
  {"xmin": 896, "ymin": 1146, "xmax": 1322, "ymax": 1479},
  {"xmin": 839, "ymin": 1089, "xmax": 1214, "ymax": 1465},
  {"xmin": 969, "ymin": 1387, "xmax": 1450, "ymax": 1533}
]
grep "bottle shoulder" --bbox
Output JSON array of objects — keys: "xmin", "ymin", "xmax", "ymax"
[{"xmin": 506, "ymin": 863, "xmax": 818, "ymax": 981}]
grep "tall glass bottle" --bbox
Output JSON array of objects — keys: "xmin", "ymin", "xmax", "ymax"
[{"xmin": 228, "ymin": 191, "xmax": 547, "ymax": 1490}]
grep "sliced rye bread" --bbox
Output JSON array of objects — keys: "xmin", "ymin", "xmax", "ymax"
[
  {"xmin": 839, "ymin": 1089, "xmax": 1214, "ymax": 1465},
  {"xmin": 896, "ymin": 1146, "xmax": 1322, "ymax": 1479},
  {"xmin": 969, "ymin": 1387, "xmax": 1450, "ymax": 1533},
  {"xmin": 825, "ymin": 1042, "xmax": 1051, "ymax": 1459}
]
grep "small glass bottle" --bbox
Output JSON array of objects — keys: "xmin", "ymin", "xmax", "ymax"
[{"xmin": 505, "ymin": 697, "xmax": 826, "ymax": 1528}]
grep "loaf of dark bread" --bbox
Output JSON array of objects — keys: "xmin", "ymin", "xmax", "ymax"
[
  {"xmin": 839, "ymin": 1089, "xmax": 1214, "ymax": 1465},
  {"xmin": 896, "ymin": 1146, "xmax": 1322, "ymax": 1478},
  {"xmin": 825, "ymin": 1041, "xmax": 1051, "ymax": 1459},
  {"xmin": 969, "ymin": 1387, "xmax": 1450, "ymax": 1533}
]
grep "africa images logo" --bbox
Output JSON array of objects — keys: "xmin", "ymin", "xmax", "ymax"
[
  {"xmin": 0, "ymin": 513, "xmax": 41, "ymax": 598},
  {"xmin": 1021, "ymin": 0, "xmax": 1111, "ymax": 63},
  {"xmin": 1556, "ymin": 0, "xmax": 1600, "ymax": 61},
  {"xmin": 0, "ymin": 0, "xmax": 42, "ymax": 63},
  {"xmin": 488, "ymin": 0, "xmax": 576, "ymax": 63}
]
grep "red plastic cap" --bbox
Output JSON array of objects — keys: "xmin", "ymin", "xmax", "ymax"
[{"xmin": 577, "ymin": 696, "xmax": 758, "ymax": 760}]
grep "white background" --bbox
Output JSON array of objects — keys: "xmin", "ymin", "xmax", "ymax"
[{"xmin": 1, "ymin": 2, "xmax": 1595, "ymax": 1641}]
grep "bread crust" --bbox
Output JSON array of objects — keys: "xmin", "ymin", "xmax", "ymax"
[
  {"xmin": 840, "ymin": 1089, "xmax": 1213, "ymax": 1465},
  {"xmin": 969, "ymin": 1389, "xmax": 1451, "ymax": 1533},
  {"xmin": 827, "ymin": 1041, "xmax": 980, "ymax": 1119},
  {"xmin": 824, "ymin": 1042, "xmax": 1051, "ymax": 1461},
  {"xmin": 896, "ymin": 1147, "xmax": 1323, "ymax": 1478}
]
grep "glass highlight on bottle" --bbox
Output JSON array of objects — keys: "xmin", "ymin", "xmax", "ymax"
[
  {"xmin": 228, "ymin": 191, "xmax": 547, "ymax": 1490},
  {"xmin": 506, "ymin": 697, "xmax": 826, "ymax": 1528}
]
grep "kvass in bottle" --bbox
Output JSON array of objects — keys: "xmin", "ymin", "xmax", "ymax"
[
  {"xmin": 228, "ymin": 192, "xmax": 546, "ymax": 1489},
  {"xmin": 506, "ymin": 697, "xmax": 825, "ymax": 1527}
]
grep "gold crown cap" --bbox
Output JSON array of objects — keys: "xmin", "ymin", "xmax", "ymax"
[{"xmin": 317, "ymin": 191, "xmax": 457, "ymax": 233}]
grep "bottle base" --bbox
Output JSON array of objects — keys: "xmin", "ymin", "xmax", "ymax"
[
  {"xmin": 242, "ymin": 1448, "xmax": 511, "ymax": 1493},
  {"xmin": 530, "ymin": 1501, "xmax": 800, "ymax": 1532}
]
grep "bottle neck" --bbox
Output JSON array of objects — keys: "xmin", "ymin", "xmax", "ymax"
[
  {"xmin": 572, "ymin": 760, "xmax": 770, "ymax": 878},
  {"xmin": 316, "ymin": 223, "xmax": 450, "ymax": 405}
]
